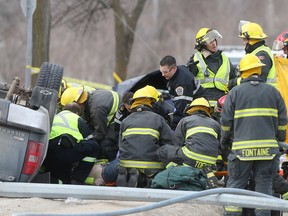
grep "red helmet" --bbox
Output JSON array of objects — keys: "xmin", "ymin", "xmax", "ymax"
[
  {"xmin": 276, "ymin": 31, "xmax": 288, "ymax": 42},
  {"xmin": 215, "ymin": 95, "xmax": 227, "ymax": 113},
  {"xmin": 272, "ymin": 31, "xmax": 288, "ymax": 50}
]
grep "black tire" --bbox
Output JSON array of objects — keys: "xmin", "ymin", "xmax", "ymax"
[
  {"xmin": 30, "ymin": 62, "xmax": 64, "ymax": 128},
  {"xmin": 36, "ymin": 62, "xmax": 64, "ymax": 92}
]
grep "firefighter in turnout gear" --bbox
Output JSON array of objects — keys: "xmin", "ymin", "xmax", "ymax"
[
  {"xmin": 117, "ymin": 85, "xmax": 176, "ymax": 188},
  {"xmin": 43, "ymin": 102, "xmax": 101, "ymax": 184},
  {"xmin": 155, "ymin": 97, "xmax": 221, "ymax": 188},
  {"xmin": 60, "ymin": 86, "xmax": 121, "ymax": 161},
  {"xmin": 221, "ymin": 54, "xmax": 287, "ymax": 216},
  {"xmin": 175, "ymin": 97, "xmax": 221, "ymax": 188},
  {"xmin": 238, "ymin": 21, "xmax": 277, "ymax": 88},
  {"xmin": 186, "ymin": 28, "xmax": 236, "ymax": 108},
  {"xmin": 160, "ymin": 55, "xmax": 205, "ymax": 130}
]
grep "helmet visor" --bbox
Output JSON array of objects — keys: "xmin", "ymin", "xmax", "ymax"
[
  {"xmin": 272, "ymin": 40, "xmax": 284, "ymax": 51},
  {"xmin": 202, "ymin": 30, "xmax": 222, "ymax": 45},
  {"xmin": 238, "ymin": 20, "xmax": 250, "ymax": 36}
]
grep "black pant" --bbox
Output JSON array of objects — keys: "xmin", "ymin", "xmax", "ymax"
[{"xmin": 43, "ymin": 137, "xmax": 100, "ymax": 184}]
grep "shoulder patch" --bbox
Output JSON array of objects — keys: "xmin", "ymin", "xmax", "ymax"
[
  {"xmin": 258, "ymin": 55, "xmax": 265, "ymax": 60},
  {"xmin": 175, "ymin": 86, "xmax": 184, "ymax": 95}
]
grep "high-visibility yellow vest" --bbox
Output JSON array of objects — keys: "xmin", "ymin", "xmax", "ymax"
[
  {"xmin": 50, "ymin": 110, "xmax": 83, "ymax": 142},
  {"xmin": 194, "ymin": 52, "xmax": 230, "ymax": 91},
  {"xmin": 251, "ymin": 45, "xmax": 277, "ymax": 88}
]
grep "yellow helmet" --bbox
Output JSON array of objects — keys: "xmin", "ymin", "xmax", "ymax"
[
  {"xmin": 239, "ymin": 54, "xmax": 265, "ymax": 78},
  {"xmin": 145, "ymin": 85, "xmax": 161, "ymax": 101},
  {"xmin": 196, "ymin": 28, "xmax": 210, "ymax": 41},
  {"xmin": 239, "ymin": 22, "xmax": 267, "ymax": 39},
  {"xmin": 187, "ymin": 97, "xmax": 214, "ymax": 114},
  {"xmin": 58, "ymin": 79, "xmax": 68, "ymax": 98},
  {"xmin": 132, "ymin": 85, "xmax": 159, "ymax": 102},
  {"xmin": 60, "ymin": 86, "xmax": 88, "ymax": 106},
  {"xmin": 195, "ymin": 28, "xmax": 222, "ymax": 47}
]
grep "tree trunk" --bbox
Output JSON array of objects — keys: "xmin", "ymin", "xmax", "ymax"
[
  {"xmin": 31, "ymin": 0, "xmax": 51, "ymax": 87},
  {"xmin": 112, "ymin": 0, "xmax": 146, "ymax": 84}
]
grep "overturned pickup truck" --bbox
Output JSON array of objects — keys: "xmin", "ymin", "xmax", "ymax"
[{"xmin": 0, "ymin": 62, "xmax": 63, "ymax": 182}]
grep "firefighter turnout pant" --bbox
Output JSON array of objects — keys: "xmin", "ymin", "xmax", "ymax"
[{"xmin": 224, "ymin": 154, "xmax": 279, "ymax": 216}]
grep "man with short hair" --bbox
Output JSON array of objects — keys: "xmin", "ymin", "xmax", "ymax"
[{"xmin": 160, "ymin": 55, "xmax": 205, "ymax": 129}]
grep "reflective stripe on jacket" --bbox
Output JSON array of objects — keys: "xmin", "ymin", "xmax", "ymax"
[
  {"xmin": 175, "ymin": 114, "xmax": 221, "ymax": 165},
  {"xmin": 221, "ymin": 78, "xmax": 287, "ymax": 161},
  {"xmin": 119, "ymin": 106, "xmax": 175, "ymax": 169}
]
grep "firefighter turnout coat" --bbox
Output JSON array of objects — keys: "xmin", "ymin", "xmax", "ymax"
[
  {"xmin": 119, "ymin": 105, "xmax": 176, "ymax": 171},
  {"xmin": 221, "ymin": 76, "xmax": 287, "ymax": 161},
  {"xmin": 84, "ymin": 89, "xmax": 120, "ymax": 141},
  {"xmin": 175, "ymin": 111, "xmax": 221, "ymax": 167}
]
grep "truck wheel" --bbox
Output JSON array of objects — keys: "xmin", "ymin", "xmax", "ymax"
[
  {"xmin": 36, "ymin": 62, "xmax": 63, "ymax": 92},
  {"xmin": 30, "ymin": 62, "xmax": 64, "ymax": 127}
]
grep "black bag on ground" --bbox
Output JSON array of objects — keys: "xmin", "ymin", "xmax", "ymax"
[{"xmin": 151, "ymin": 165, "xmax": 209, "ymax": 191}]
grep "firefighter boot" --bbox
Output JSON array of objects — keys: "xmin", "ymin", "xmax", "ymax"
[
  {"xmin": 116, "ymin": 166, "xmax": 128, "ymax": 187},
  {"xmin": 127, "ymin": 168, "xmax": 139, "ymax": 187},
  {"xmin": 203, "ymin": 166, "xmax": 218, "ymax": 188}
]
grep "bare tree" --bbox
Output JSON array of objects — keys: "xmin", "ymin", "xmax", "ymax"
[
  {"xmin": 31, "ymin": 0, "xmax": 51, "ymax": 86},
  {"xmin": 32, "ymin": 0, "xmax": 50, "ymax": 66},
  {"xmin": 51, "ymin": 0, "xmax": 147, "ymax": 83},
  {"xmin": 111, "ymin": 0, "xmax": 146, "ymax": 82}
]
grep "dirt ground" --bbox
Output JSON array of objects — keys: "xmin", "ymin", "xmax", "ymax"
[
  {"xmin": 1, "ymin": 197, "xmax": 288, "ymax": 216},
  {"xmin": 0, "ymin": 197, "xmax": 226, "ymax": 216}
]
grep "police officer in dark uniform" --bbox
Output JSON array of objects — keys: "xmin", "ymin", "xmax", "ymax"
[{"xmin": 159, "ymin": 55, "xmax": 205, "ymax": 129}]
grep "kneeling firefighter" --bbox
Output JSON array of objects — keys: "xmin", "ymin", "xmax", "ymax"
[
  {"xmin": 117, "ymin": 85, "xmax": 176, "ymax": 188},
  {"xmin": 156, "ymin": 97, "xmax": 221, "ymax": 188}
]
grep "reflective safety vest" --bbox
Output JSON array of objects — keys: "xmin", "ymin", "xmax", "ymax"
[
  {"xmin": 251, "ymin": 45, "xmax": 277, "ymax": 88},
  {"xmin": 50, "ymin": 110, "xmax": 83, "ymax": 142},
  {"xmin": 50, "ymin": 111, "xmax": 97, "ymax": 163},
  {"xmin": 194, "ymin": 52, "xmax": 230, "ymax": 91}
]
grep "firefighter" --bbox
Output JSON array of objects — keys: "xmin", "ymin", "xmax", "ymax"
[
  {"xmin": 221, "ymin": 54, "xmax": 287, "ymax": 216},
  {"xmin": 177, "ymin": 97, "xmax": 221, "ymax": 188},
  {"xmin": 60, "ymin": 86, "xmax": 120, "ymax": 162},
  {"xmin": 272, "ymin": 31, "xmax": 288, "ymax": 58},
  {"xmin": 117, "ymin": 85, "xmax": 176, "ymax": 188},
  {"xmin": 186, "ymin": 28, "xmax": 236, "ymax": 107},
  {"xmin": 43, "ymin": 102, "xmax": 101, "ymax": 184},
  {"xmin": 238, "ymin": 21, "xmax": 277, "ymax": 87},
  {"xmin": 159, "ymin": 55, "xmax": 205, "ymax": 130}
]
